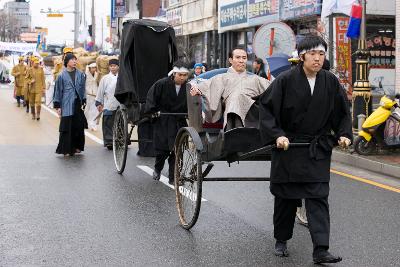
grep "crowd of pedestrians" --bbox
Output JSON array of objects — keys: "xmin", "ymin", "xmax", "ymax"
[{"xmin": 11, "ymin": 48, "xmax": 121, "ymax": 157}]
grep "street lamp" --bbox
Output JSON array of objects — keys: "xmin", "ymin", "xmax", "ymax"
[{"xmin": 352, "ymin": 0, "xmax": 371, "ymax": 129}]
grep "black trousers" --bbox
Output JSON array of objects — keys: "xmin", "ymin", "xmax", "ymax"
[
  {"xmin": 273, "ymin": 196, "xmax": 330, "ymax": 250},
  {"xmin": 155, "ymin": 150, "xmax": 175, "ymax": 180},
  {"xmin": 102, "ymin": 111, "xmax": 116, "ymax": 147}
]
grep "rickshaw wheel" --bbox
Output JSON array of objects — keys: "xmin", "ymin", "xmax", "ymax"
[
  {"xmin": 113, "ymin": 108, "xmax": 128, "ymax": 174},
  {"xmin": 175, "ymin": 129, "xmax": 203, "ymax": 230}
]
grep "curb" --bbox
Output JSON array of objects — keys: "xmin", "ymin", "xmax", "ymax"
[{"xmin": 332, "ymin": 150, "xmax": 400, "ymax": 179}]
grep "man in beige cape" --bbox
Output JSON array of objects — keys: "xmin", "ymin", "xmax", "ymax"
[{"xmin": 190, "ymin": 47, "xmax": 270, "ymax": 130}]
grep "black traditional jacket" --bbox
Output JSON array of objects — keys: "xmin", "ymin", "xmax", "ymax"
[
  {"xmin": 259, "ymin": 65, "xmax": 352, "ymax": 183},
  {"xmin": 145, "ymin": 76, "xmax": 187, "ymax": 151}
]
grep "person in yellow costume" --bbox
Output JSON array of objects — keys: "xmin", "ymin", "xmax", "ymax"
[
  {"xmin": 11, "ymin": 56, "xmax": 27, "ymax": 107},
  {"xmin": 22, "ymin": 56, "xmax": 33, "ymax": 113},
  {"xmin": 26, "ymin": 57, "xmax": 45, "ymax": 120}
]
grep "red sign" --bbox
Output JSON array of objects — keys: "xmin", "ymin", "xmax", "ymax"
[{"xmin": 335, "ymin": 17, "xmax": 352, "ymax": 93}]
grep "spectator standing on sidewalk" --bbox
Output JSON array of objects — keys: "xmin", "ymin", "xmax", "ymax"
[
  {"xmin": 53, "ymin": 53, "xmax": 87, "ymax": 156},
  {"xmin": 95, "ymin": 59, "xmax": 120, "ymax": 150},
  {"xmin": 85, "ymin": 63, "xmax": 98, "ymax": 131}
]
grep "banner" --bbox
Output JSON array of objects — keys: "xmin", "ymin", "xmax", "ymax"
[
  {"xmin": 280, "ymin": 0, "xmax": 322, "ymax": 20},
  {"xmin": 335, "ymin": 17, "xmax": 352, "ymax": 93},
  {"xmin": 248, "ymin": 0, "xmax": 279, "ymax": 26},
  {"xmin": 0, "ymin": 42, "xmax": 37, "ymax": 53},
  {"xmin": 219, "ymin": 0, "xmax": 248, "ymax": 31}
]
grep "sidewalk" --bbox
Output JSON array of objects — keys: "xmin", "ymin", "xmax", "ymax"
[{"xmin": 333, "ymin": 149, "xmax": 400, "ymax": 179}]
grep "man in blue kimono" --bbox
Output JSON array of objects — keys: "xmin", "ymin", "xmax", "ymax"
[{"xmin": 53, "ymin": 53, "xmax": 87, "ymax": 156}]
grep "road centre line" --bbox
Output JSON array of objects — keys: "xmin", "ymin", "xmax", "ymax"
[
  {"xmin": 41, "ymin": 104, "xmax": 104, "ymax": 145},
  {"xmin": 137, "ymin": 165, "xmax": 207, "ymax": 202},
  {"xmin": 331, "ymin": 169, "xmax": 400, "ymax": 194}
]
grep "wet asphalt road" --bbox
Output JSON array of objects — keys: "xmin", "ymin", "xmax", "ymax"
[
  {"xmin": 0, "ymin": 84, "xmax": 399, "ymax": 266},
  {"xmin": 0, "ymin": 144, "xmax": 399, "ymax": 267}
]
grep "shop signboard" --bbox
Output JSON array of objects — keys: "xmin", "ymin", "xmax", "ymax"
[
  {"xmin": 112, "ymin": 0, "xmax": 126, "ymax": 18},
  {"xmin": 279, "ymin": 0, "xmax": 321, "ymax": 20},
  {"xmin": 219, "ymin": 0, "xmax": 248, "ymax": 32},
  {"xmin": 335, "ymin": 17, "xmax": 352, "ymax": 93},
  {"xmin": 248, "ymin": 0, "xmax": 279, "ymax": 26}
]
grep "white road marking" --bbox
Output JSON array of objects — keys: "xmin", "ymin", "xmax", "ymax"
[
  {"xmin": 137, "ymin": 165, "xmax": 207, "ymax": 202},
  {"xmin": 41, "ymin": 104, "xmax": 104, "ymax": 145}
]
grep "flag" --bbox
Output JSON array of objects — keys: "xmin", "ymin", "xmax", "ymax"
[
  {"xmin": 321, "ymin": 0, "xmax": 358, "ymax": 19},
  {"xmin": 346, "ymin": 4, "xmax": 362, "ymax": 39}
]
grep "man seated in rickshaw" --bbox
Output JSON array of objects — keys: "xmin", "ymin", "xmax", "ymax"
[{"xmin": 190, "ymin": 47, "xmax": 271, "ymax": 130}]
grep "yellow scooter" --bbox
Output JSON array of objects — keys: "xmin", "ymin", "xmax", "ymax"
[{"xmin": 354, "ymin": 95, "xmax": 400, "ymax": 155}]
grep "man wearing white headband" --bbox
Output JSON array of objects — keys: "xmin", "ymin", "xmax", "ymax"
[
  {"xmin": 259, "ymin": 35, "xmax": 352, "ymax": 264},
  {"xmin": 145, "ymin": 60, "xmax": 189, "ymax": 185},
  {"xmin": 190, "ymin": 46, "xmax": 270, "ymax": 130}
]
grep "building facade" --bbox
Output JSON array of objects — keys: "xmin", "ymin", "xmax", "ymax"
[
  {"xmin": 4, "ymin": 0, "xmax": 31, "ymax": 33},
  {"xmin": 111, "ymin": 0, "xmax": 165, "ymax": 49},
  {"xmin": 2, "ymin": 0, "xmax": 31, "ymax": 41},
  {"xmin": 166, "ymin": 0, "xmax": 219, "ymax": 69}
]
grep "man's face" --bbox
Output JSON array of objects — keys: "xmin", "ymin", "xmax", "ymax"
[
  {"xmin": 229, "ymin": 49, "xmax": 247, "ymax": 73},
  {"xmin": 109, "ymin": 64, "xmax": 119, "ymax": 75},
  {"xmin": 174, "ymin": 72, "xmax": 188, "ymax": 85},
  {"xmin": 33, "ymin": 62, "xmax": 39, "ymax": 68},
  {"xmin": 19, "ymin": 60, "xmax": 24, "ymax": 65},
  {"xmin": 301, "ymin": 50, "xmax": 325, "ymax": 74},
  {"xmin": 67, "ymin": 58, "xmax": 77, "ymax": 69},
  {"xmin": 194, "ymin": 66, "xmax": 202, "ymax": 76}
]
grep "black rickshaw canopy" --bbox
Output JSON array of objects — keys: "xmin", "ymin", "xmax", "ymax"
[{"xmin": 114, "ymin": 19, "xmax": 177, "ymax": 106}]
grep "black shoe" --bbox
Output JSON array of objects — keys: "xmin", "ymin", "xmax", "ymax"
[
  {"xmin": 152, "ymin": 171, "xmax": 161, "ymax": 181},
  {"xmin": 274, "ymin": 240, "xmax": 289, "ymax": 257},
  {"xmin": 106, "ymin": 145, "xmax": 113, "ymax": 150},
  {"xmin": 313, "ymin": 250, "xmax": 342, "ymax": 264},
  {"xmin": 168, "ymin": 178, "xmax": 174, "ymax": 185}
]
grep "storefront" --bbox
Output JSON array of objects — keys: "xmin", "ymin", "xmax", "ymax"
[
  {"xmin": 362, "ymin": 17, "xmax": 396, "ymax": 96},
  {"xmin": 167, "ymin": 0, "xmax": 218, "ymax": 68}
]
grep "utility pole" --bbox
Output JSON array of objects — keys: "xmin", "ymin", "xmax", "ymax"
[
  {"xmin": 74, "ymin": 0, "xmax": 80, "ymax": 48},
  {"xmin": 352, "ymin": 0, "xmax": 371, "ymax": 129},
  {"xmin": 91, "ymin": 0, "xmax": 95, "ymax": 46}
]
